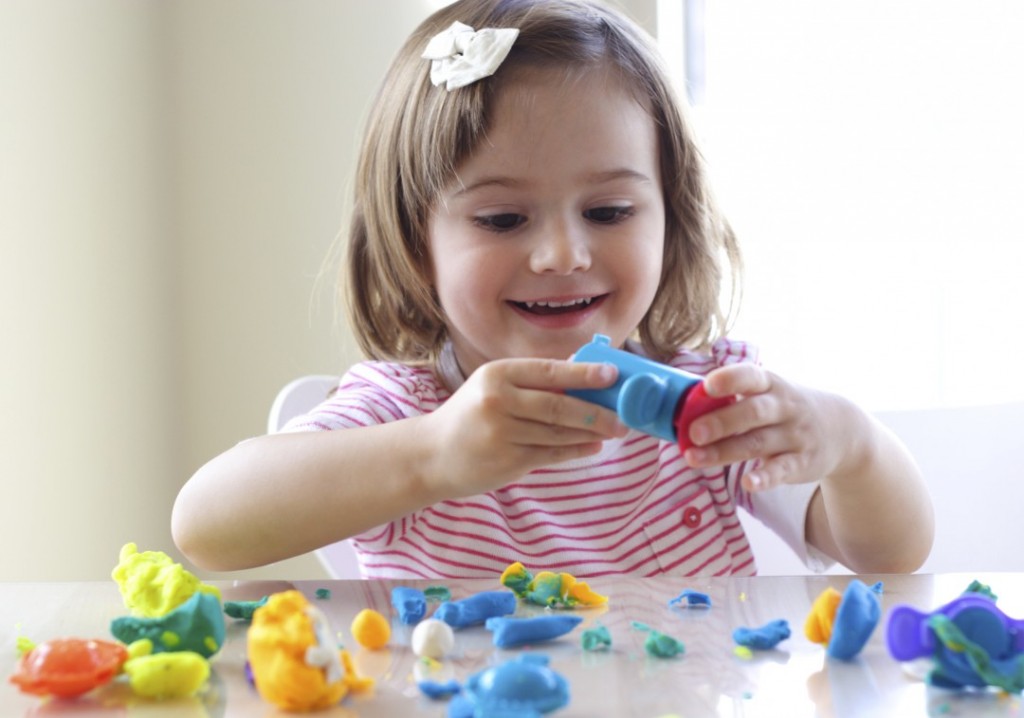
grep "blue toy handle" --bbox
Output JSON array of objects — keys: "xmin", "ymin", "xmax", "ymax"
[
  {"xmin": 567, "ymin": 335, "xmax": 700, "ymax": 443},
  {"xmin": 619, "ymin": 374, "xmax": 673, "ymax": 430}
]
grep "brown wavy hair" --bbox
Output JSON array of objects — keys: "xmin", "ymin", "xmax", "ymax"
[{"xmin": 345, "ymin": 0, "xmax": 741, "ymax": 364}]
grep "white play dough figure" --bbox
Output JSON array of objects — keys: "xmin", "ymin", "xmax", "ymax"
[{"xmin": 411, "ymin": 618, "xmax": 455, "ymax": 659}]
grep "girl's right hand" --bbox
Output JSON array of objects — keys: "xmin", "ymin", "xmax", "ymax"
[{"xmin": 417, "ymin": 358, "xmax": 628, "ymax": 499}]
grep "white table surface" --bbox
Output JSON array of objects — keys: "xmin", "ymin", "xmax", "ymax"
[{"xmin": 3, "ymin": 572, "xmax": 1023, "ymax": 717}]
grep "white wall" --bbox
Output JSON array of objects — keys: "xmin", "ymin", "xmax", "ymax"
[
  {"xmin": 0, "ymin": 0, "xmax": 656, "ymax": 581},
  {"xmin": 696, "ymin": 2, "xmax": 1024, "ymax": 412},
  {"xmin": 167, "ymin": 2, "xmax": 431, "ymax": 580},
  {"xmin": 15, "ymin": 0, "xmax": 999, "ymax": 582},
  {"xmin": 690, "ymin": 3, "xmax": 1024, "ymax": 575},
  {"xmin": 1, "ymin": 2, "xmax": 179, "ymax": 580},
  {"xmin": 0, "ymin": 1, "xmax": 430, "ymax": 580}
]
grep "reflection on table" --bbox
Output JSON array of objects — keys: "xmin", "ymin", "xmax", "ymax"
[{"xmin": 3, "ymin": 572, "xmax": 1023, "ymax": 717}]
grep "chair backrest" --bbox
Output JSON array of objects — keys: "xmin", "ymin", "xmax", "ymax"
[
  {"xmin": 268, "ymin": 374, "xmax": 362, "ymax": 579},
  {"xmin": 267, "ymin": 375, "xmax": 342, "ymax": 434}
]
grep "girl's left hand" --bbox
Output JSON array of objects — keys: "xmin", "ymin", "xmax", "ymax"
[{"xmin": 682, "ymin": 363, "xmax": 858, "ymax": 492}]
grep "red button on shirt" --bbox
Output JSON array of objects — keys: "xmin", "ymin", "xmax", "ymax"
[{"xmin": 682, "ymin": 506, "xmax": 701, "ymax": 528}]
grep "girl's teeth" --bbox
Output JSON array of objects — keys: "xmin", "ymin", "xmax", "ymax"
[{"xmin": 524, "ymin": 298, "xmax": 593, "ymax": 308}]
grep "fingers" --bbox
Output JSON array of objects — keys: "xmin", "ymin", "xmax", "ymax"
[
  {"xmin": 742, "ymin": 454, "xmax": 809, "ymax": 492},
  {"xmin": 529, "ymin": 441, "xmax": 607, "ymax": 466},
  {"xmin": 497, "ymin": 357, "xmax": 619, "ymax": 391},
  {"xmin": 687, "ymin": 391, "xmax": 780, "ymax": 448},
  {"xmin": 704, "ymin": 363, "xmax": 773, "ymax": 398},
  {"xmin": 685, "ymin": 423, "xmax": 788, "ymax": 470},
  {"xmin": 476, "ymin": 359, "xmax": 627, "ymax": 443},
  {"xmin": 507, "ymin": 386, "xmax": 627, "ymax": 443},
  {"xmin": 684, "ymin": 368, "xmax": 811, "ymax": 484}
]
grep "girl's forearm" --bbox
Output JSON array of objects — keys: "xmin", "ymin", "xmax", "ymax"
[
  {"xmin": 807, "ymin": 400, "xmax": 934, "ymax": 573},
  {"xmin": 171, "ymin": 420, "xmax": 438, "ymax": 571}
]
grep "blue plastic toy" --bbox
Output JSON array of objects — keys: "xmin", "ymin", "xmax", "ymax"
[
  {"xmin": 887, "ymin": 591, "xmax": 1024, "ymax": 692},
  {"xmin": 568, "ymin": 334, "xmax": 732, "ymax": 450},
  {"xmin": 447, "ymin": 653, "xmax": 569, "ymax": 718}
]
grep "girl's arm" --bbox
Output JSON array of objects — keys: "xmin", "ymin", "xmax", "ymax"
[
  {"xmin": 173, "ymin": 420, "xmax": 443, "ymax": 571},
  {"xmin": 172, "ymin": 358, "xmax": 626, "ymax": 571},
  {"xmin": 799, "ymin": 396, "xmax": 933, "ymax": 573},
  {"xmin": 684, "ymin": 365, "xmax": 934, "ymax": 573}
]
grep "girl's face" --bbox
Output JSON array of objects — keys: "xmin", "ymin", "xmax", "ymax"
[{"xmin": 428, "ymin": 66, "xmax": 665, "ymax": 377}]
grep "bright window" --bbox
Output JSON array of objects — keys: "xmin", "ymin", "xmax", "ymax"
[{"xmin": 680, "ymin": 2, "xmax": 1024, "ymax": 410}]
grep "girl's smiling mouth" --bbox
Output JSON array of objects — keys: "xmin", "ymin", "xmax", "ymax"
[{"xmin": 508, "ymin": 294, "xmax": 607, "ymax": 316}]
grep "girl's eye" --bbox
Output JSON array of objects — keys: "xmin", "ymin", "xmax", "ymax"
[
  {"xmin": 473, "ymin": 213, "xmax": 526, "ymax": 232},
  {"xmin": 584, "ymin": 206, "xmax": 634, "ymax": 224}
]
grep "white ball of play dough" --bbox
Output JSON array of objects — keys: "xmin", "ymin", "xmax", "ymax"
[{"xmin": 411, "ymin": 618, "xmax": 455, "ymax": 659}]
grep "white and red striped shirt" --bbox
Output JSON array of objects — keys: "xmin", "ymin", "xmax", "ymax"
[{"xmin": 284, "ymin": 339, "xmax": 819, "ymax": 579}]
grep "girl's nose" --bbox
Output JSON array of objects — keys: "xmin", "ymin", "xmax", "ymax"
[{"xmin": 529, "ymin": 221, "xmax": 592, "ymax": 275}]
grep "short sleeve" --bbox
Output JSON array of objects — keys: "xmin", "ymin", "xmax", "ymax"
[
  {"xmin": 280, "ymin": 361, "xmax": 449, "ymax": 433},
  {"xmin": 749, "ymin": 483, "xmax": 834, "ymax": 573}
]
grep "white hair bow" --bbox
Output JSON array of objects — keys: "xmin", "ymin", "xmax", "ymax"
[{"xmin": 422, "ymin": 21, "xmax": 519, "ymax": 91}]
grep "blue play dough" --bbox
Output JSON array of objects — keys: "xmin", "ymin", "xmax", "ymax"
[
  {"xmin": 447, "ymin": 653, "xmax": 569, "ymax": 718},
  {"xmin": 486, "ymin": 615, "xmax": 583, "ymax": 648},
  {"xmin": 418, "ymin": 679, "xmax": 462, "ymax": 699},
  {"xmin": 434, "ymin": 590, "xmax": 517, "ymax": 629},
  {"xmin": 669, "ymin": 588, "xmax": 712, "ymax": 608},
  {"xmin": 391, "ymin": 586, "xmax": 427, "ymax": 625},
  {"xmin": 733, "ymin": 619, "xmax": 791, "ymax": 650},
  {"xmin": 828, "ymin": 579, "xmax": 883, "ymax": 660}
]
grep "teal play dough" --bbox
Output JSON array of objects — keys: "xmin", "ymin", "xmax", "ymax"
[
  {"xmin": 581, "ymin": 623, "xmax": 612, "ymax": 651},
  {"xmin": 111, "ymin": 591, "xmax": 225, "ymax": 658}
]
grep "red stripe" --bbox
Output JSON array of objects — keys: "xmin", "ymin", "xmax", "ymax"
[
  {"xmin": 324, "ymin": 341, "xmax": 795, "ymax": 579},
  {"xmin": 415, "ymin": 515, "xmax": 652, "ymax": 561}
]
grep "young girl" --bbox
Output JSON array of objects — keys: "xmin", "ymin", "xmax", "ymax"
[{"xmin": 172, "ymin": 0, "xmax": 933, "ymax": 578}]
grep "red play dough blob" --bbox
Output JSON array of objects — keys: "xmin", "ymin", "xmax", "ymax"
[{"xmin": 10, "ymin": 638, "xmax": 128, "ymax": 698}]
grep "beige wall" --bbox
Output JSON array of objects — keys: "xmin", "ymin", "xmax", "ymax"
[
  {"xmin": 1, "ymin": 1, "xmax": 657, "ymax": 581},
  {"xmin": 1, "ymin": 2, "xmax": 181, "ymax": 580}
]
